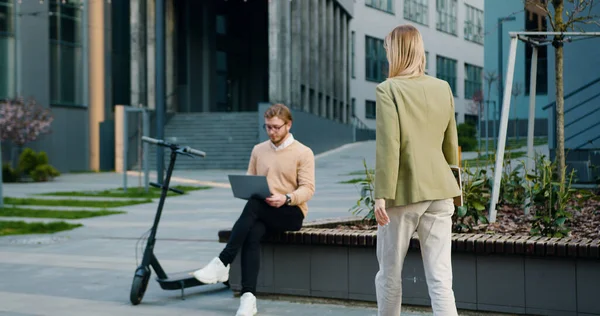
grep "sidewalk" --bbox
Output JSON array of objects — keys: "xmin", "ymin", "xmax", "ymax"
[{"xmin": 0, "ymin": 141, "xmax": 510, "ymax": 316}]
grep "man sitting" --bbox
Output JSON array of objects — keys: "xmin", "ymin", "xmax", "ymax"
[{"xmin": 192, "ymin": 103, "xmax": 315, "ymax": 316}]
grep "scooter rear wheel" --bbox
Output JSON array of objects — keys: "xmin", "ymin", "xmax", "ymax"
[{"xmin": 130, "ymin": 268, "xmax": 151, "ymax": 305}]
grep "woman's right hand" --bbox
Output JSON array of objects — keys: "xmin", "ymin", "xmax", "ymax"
[{"xmin": 374, "ymin": 198, "xmax": 390, "ymax": 226}]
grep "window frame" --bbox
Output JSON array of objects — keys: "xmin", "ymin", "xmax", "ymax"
[
  {"xmin": 436, "ymin": 0, "xmax": 458, "ymax": 36},
  {"xmin": 0, "ymin": 0, "xmax": 15, "ymax": 100},
  {"xmin": 404, "ymin": 0, "xmax": 429, "ymax": 26},
  {"xmin": 436, "ymin": 55, "xmax": 457, "ymax": 96},
  {"xmin": 49, "ymin": 0, "xmax": 85, "ymax": 107}
]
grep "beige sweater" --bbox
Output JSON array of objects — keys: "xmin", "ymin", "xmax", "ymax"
[{"xmin": 247, "ymin": 140, "xmax": 315, "ymax": 217}]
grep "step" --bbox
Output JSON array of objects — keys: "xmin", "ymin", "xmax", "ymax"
[{"xmin": 142, "ymin": 112, "xmax": 260, "ymax": 170}]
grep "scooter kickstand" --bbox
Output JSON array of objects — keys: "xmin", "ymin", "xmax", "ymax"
[{"xmin": 180, "ymin": 280, "xmax": 185, "ymax": 300}]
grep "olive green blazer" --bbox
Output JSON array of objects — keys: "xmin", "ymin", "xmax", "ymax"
[{"xmin": 373, "ymin": 75, "xmax": 462, "ymax": 207}]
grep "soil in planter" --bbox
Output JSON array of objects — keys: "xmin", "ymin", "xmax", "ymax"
[{"xmin": 335, "ymin": 191, "xmax": 600, "ymax": 240}]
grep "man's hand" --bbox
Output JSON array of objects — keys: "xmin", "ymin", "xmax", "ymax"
[
  {"xmin": 374, "ymin": 198, "xmax": 390, "ymax": 226},
  {"xmin": 265, "ymin": 194, "xmax": 287, "ymax": 208}
]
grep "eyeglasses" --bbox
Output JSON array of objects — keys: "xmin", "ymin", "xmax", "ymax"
[{"xmin": 263, "ymin": 123, "xmax": 286, "ymax": 131}]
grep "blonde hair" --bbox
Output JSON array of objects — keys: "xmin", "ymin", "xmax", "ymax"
[
  {"xmin": 384, "ymin": 25, "xmax": 426, "ymax": 78},
  {"xmin": 264, "ymin": 103, "xmax": 293, "ymax": 123}
]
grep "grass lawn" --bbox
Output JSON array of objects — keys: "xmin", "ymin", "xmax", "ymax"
[
  {"xmin": 345, "ymin": 169, "xmax": 374, "ymax": 176},
  {"xmin": 3, "ymin": 197, "xmax": 151, "ymax": 208},
  {"xmin": 479, "ymin": 136, "xmax": 547, "ymax": 151},
  {"xmin": 339, "ymin": 178, "xmax": 367, "ymax": 184},
  {"xmin": 0, "ymin": 207, "xmax": 125, "ymax": 219},
  {"xmin": 0, "ymin": 220, "xmax": 83, "ymax": 236},
  {"xmin": 463, "ymin": 151, "xmax": 527, "ymax": 167},
  {"xmin": 36, "ymin": 185, "xmax": 211, "ymax": 199}
]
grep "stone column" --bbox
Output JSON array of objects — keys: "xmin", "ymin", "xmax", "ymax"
[
  {"xmin": 166, "ymin": 0, "xmax": 176, "ymax": 113},
  {"xmin": 130, "ymin": 0, "xmax": 146, "ymax": 107},
  {"xmin": 291, "ymin": 0, "xmax": 301, "ymax": 109},
  {"xmin": 201, "ymin": 1, "xmax": 213, "ymax": 112},
  {"xmin": 146, "ymin": 0, "xmax": 155, "ymax": 110},
  {"xmin": 319, "ymin": 0, "xmax": 327, "ymax": 117},
  {"xmin": 310, "ymin": 0, "xmax": 320, "ymax": 115},
  {"xmin": 269, "ymin": 0, "xmax": 285, "ymax": 104},
  {"xmin": 282, "ymin": 0, "xmax": 292, "ymax": 106},
  {"xmin": 334, "ymin": 5, "xmax": 340, "ymax": 121},
  {"xmin": 89, "ymin": 0, "xmax": 105, "ymax": 171},
  {"xmin": 341, "ymin": 13, "xmax": 348, "ymax": 124},
  {"xmin": 301, "ymin": 0, "xmax": 310, "ymax": 112},
  {"xmin": 327, "ymin": 1, "xmax": 334, "ymax": 119}
]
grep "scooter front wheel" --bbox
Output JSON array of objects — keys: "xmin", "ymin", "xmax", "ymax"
[{"xmin": 130, "ymin": 267, "xmax": 151, "ymax": 305}]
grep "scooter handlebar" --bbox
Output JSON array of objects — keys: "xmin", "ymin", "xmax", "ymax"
[
  {"xmin": 141, "ymin": 136, "xmax": 163, "ymax": 145},
  {"xmin": 142, "ymin": 136, "xmax": 206, "ymax": 157},
  {"xmin": 182, "ymin": 146, "xmax": 206, "ymax": 158}
]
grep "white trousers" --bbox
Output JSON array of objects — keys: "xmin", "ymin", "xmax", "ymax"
[{"xmin": 375, "ymin": 199, "xmax": 458, "ymax": 316}]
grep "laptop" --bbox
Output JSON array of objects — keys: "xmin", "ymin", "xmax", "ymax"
[{"xmin": 228, "ymin": 175, "xmax": 272, "ymax": 200}]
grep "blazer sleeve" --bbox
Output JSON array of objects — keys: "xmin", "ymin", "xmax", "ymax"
[
  {"xmin": 374, "ymin": 84, "xmax": 401, "ymax": 200},
  {"xmin": 442, "ymin": 83, "xmax": 459, "ymax": 166}
]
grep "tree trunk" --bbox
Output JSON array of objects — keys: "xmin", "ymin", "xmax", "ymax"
[
  {"xmin": 553, "ymin": 0, "xmax": 566, "ymax": 182},
  {"xmin": 555, "ymin": 45, "xmax": 565, "ymax": 179}
]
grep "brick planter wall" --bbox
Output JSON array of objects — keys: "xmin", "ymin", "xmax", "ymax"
[{"xmin": 218, "ymin": 217, "xmax": 600, "ymax": 316}]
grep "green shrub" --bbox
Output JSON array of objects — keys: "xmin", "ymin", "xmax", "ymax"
[
  {"xmin": 18, "ymin": 148, "xmax": 39, "ymax": 175},
  {"xmin": 31, "ymin": 164, "xmax": 60, "ymax": 182},
  {"xmin": 525, "ymin": 154, "xmax": 576, "ymax": 237},
  {"xmin": 457, "ymin": 122, "xmax": 477, "ymax": 152},
  {"xmin": 16, "ymin": 148, "xmax": 60, "ymax": 182},
  {"xmin": 2, "ymin": 163, "xmax": 18, "ymax": 183},
  {"xmin": 453, "ymin": 162, "xmax": 491, "ymax": 233},
  {"xmin": 494, "ymin": 154, "xmax": 527, "ymax": 207},
  {"xmin": 348, "ymin": 159, "xmax": 375, "ymax": 221}
]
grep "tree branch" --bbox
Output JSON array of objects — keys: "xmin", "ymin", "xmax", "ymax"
[{"xmin": 563, "ymin": 0, "xmax": 600, "ymax": 30}]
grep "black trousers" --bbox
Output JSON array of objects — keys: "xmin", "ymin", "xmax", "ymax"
[{"xmin": 219, "ymin": 199, "xmax": 304, "ymax": 295}]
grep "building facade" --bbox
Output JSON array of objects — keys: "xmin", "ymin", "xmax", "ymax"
[
  {"xmin": 485, "ymin": 0, "xmax": 600, "ymax": 182},
  {"xmin": 0, "ymin": 0, "xmax": 120, "ymax": 172},
  {"xmin": 350, "ymin": 0, "xmax": 485, "ymax": 128},
  {"xmin": 1, "ymin": 0, "xmax": 359, "ymax": 172},
  {"xmin": 484, "ymin": 0, "xmax": 549, "ymax": 138}
]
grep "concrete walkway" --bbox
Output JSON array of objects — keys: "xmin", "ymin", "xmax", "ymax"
[{"xmin": 0, "ymin": 141, "xmax": 514, "ymax": 316}]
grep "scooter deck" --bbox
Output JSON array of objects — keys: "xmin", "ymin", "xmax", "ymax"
[{"xmin": 156, "ymin": 270, "xmax": 204, "ymax": 290}]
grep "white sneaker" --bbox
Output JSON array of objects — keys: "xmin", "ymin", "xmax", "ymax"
[
  {"xmin": 191, "ymin": 257, "xmax": 229, "ymax": 284},
  {"xmin": 235, "ymin": 292, "xmax": 257, "ymax": 316}
]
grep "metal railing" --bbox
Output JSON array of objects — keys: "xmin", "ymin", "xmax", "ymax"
[
  {"xmin": 543, "ymin": 76, "xmax": 600, "ymax": 150},
  {"xmin": 352, "ymin": 115, "xmax": 373, "ymax": 130}
]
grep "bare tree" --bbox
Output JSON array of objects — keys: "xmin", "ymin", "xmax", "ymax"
[
  {"xmin": 484, "ymin": 71, "xmax": 499, "ymax": 149},
  {"xmin": 484, "ymin": 71, "xmax": 499, "ymax": 107},
  {"xmin": 512, "ymin": 82, "xmax": 524, "ymax": 141},
  {"xmin": 524, "ymin": 0, "xmax": 600, "ymax": 181},
  {"xmin": 471, "ymin": 89, "xmax": 484, "ymax": 153}
]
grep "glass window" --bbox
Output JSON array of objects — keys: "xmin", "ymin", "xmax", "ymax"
[
  {"xmin": 436, "ymin": 0, "xmax": 457, "ymax": 36},
  {"xmin": 50, "ymin": 0, "xmax": 84, "ymax": 106},
  {"xmin": 0, "ymin": 0, "xmax": 15, "ymax": 100},
  {"xmin": 365, "ymin": 0, "xmax": 394, "ymax": 14},
  {"xmin": 464, "ymin": 63, "xmax": 483, "ymax": 100},
  {"xmin": 464, "ymin": 4, "xmax": 484, "ymax": 44},
  {"xmin": 365, "ymin": 100, "xmax": 376, "ymax": 119},
  {"xmin": 404, "ymin": 0, "xmax": 429, "ymax": 26},
  {"xmin": 436, "ymin": 55, "xmax": 457, "ymax": 95},
  {"xmin": 365, "ymin": 35, "xmax": 387, "ymax": 82}
]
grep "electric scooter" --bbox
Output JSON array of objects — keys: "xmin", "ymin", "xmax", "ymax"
[{"xmin": 129, "ymin": 136, "xmax": 229, "ymax": 305}]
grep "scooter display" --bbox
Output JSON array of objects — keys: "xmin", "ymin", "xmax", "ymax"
[{"xmin": 129, "ymin": 136, "xmax": 228, "ymax": 305}]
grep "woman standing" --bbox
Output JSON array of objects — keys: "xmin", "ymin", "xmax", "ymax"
[{"xmin": 373, "ymin": 24, "xmax": 462, "ymax": 316}]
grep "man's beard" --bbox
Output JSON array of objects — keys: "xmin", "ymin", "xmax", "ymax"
[{"xmin": 270, "ymin": 131, "xmax": 289, "ymax": 146}]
